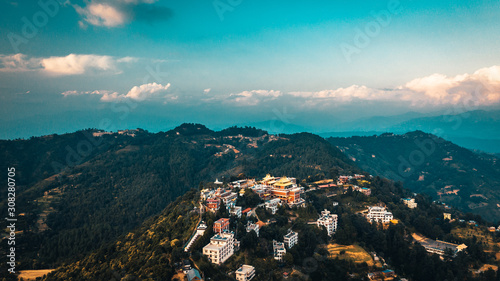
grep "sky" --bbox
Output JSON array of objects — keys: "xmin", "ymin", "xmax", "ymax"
[{"xmin": 1, "ymin": 0, "xmax": 500, "ymax": 138}]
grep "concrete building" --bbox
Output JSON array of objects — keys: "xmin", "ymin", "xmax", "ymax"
[
  {"xmin": 273, "ymin": 240, "xmax": 287, "ymax": 261},
  {"xmin": 265, "ymin": 198, "xmax": 281, "ymax": 214},
  {"xmin": 203, "ymin": 232, "xmax": 235, "ymax": 265},
  {"xmin": 235, "ymin": 265, "xmax": 256, "ymax": 281},
  {"xmin": 317, "ymin": 209, "xmax": 338, "ymax": 236},
  {"xmin": 206, "ymin": 198, "xmax": 220, "ymax": 213},
  {"xmin": 230, "ymin": 206, "xmax": 242, "ymax": 218},
  {"xmin": 283, "ymin": 231, "xmax": 298, "ymax": 249},
  {"xmin": 402, "ymin": 198, "xmax": 417, "ymax": 209},
  {"xmin": 246, "ymin": 222, "xmax": 260, "ymax": 237},
  {"xmin": 366, "ymin": 206, "xmax": 393, "ymax": 223}
]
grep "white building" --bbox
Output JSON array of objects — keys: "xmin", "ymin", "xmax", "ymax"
[
  {"xmin": 366, "ymin": 206, "xmax": 393, "ymax": 223},
  {"xmin": 265, "ymin": 198, "xmax": 281, "ymax": 214},
  {"xmin": 283, "ymin": 231, "xmax": 298, "ymax": 249},
  {"xmin": 203, "ymin": 232, "xmax": 235, "ymax": 265},
  {"xmin": 273, "ymin": 240, "xmax": 287, "ymax": 261},
  {"xmin": 235, "ymin": 264, "xmax": 256, "ymax": 281},
  {"xmin": 230, "ymin": 206, "xmax": 242, "ymax": 218},
  {"xmin": 317, "ymin": 209, "xmax": 338, "ymax": 236},
  {"xmin": 402, "ymin": 198, "xmax": 417, "ymax": 209},
  {"xmin": 246, "ymin": 222, "xmax": 260, "ymax": 237}
]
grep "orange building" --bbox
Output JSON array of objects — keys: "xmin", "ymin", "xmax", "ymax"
[
  {"xmin": 213, "ymin": 218, "xmax": 230, "ymax": 233},
  {"xmin": 206, "ymin": 198, "xmax": 220, "ymax": 212}
]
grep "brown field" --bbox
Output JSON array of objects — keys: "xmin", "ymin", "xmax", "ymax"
[
  {"xmin": 18, "ymin": 269, "xmax": 54, "ymax": 280},
  {"xmin": 327, "ymin": 244, "xmax": 380, "ymax": 267}
]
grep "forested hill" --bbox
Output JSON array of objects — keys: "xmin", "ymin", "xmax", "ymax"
[
  {"xmin": 328, "ymin": 131, "xmax": 500, "ymax": 222},
  {"xmin": 0, "ymin": 124, "xmax": 359, "ymax": 271}
]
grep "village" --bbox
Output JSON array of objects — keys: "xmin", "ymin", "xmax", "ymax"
[{"xmin": 174, "ymin": 173, "xmax": 478, "ymax": 281}]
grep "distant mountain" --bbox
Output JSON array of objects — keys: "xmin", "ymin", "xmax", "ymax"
[
  {"xmin": 0, "ymin": 125, "xmax": 358, "ymax": 271},
  {"xmin": 328, "ymin": 131, "xmax": 500, "ymax": 222}
]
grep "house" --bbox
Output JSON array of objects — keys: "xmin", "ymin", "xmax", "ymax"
[
  {"xmin": 273, "ymin": 240, "xmax": 287, "ymax": 261},
  {"xmin": 185, "ymin": 268, "xmax": 203, "ymax": 281},
  {"xmin": 402, "ymin": 198, "xmax": 417, "ymax": 209},
  {"xmin": 235, "ymin": 265, "xmax": 255, "ymax": 281},
  {"xmin": 242, "ymin": 208, "xmax": 253, "ymax": 217},
  {"xmin": 206, "ymin": 198, "xmax": 220, "ymax": 212},
  {"xmin": 317, "ymin": 209, "xmax": 338, "ymax": 236},
  {"xmin": 366, "ymin": 206, "xmax": 393, "ymax": 223},
  {"xmin": 230, "ymin": 206, "xmax": 242, "ymax": 218},
  {"xmin": 332, "ymin": 201, "xmax": 339, "ymax": 207},
  {"xmin": 367, "ymin": 269, "xmax": 395, "ymax": 280},
  {"xmin": 443, "ymin": 213, "xmax": 452, "ymax": 220},
  {"xmin": 283, "ymin": 230, "xmax": 298, "ymax": 248},
  {"xmin": 213, "ymin": 218, "xmax": 230, "ymax": 233},
  {"xmin": 203, "ymin": 232, "xmax": 235, "ymax": 265},
  {"xmin": 246, "ymin": 222, "xmax": 260, "ymax": 237},
  {"xmin": 265, "ymin": 198, "xmax": 281, "ymax": 214}
]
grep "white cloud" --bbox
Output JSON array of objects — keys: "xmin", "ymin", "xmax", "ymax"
[
  {"xmin": 0, "ymin": 54, "xmax": 41, "ymax": 72},
  {"xmin": 226, "ymin": 66, "xmax": 500, "ymax": 108},
  {"xmin": 61, "ymin": 82, "xmax": 172, "ymax": 102},
  {"xmin": 402, "ymin": 65, "xmax": 500, "ymax": 106},
  {"xmin": 0, "ymin": 53, "xmax": 136, "ymax": 75},
  {"xmin": 73, "ymin": 0, "xmax": 161, "ymax": 28},
  {"xmin": 204, "ymin": 88, "xmax": 211, "ymax": 94},
  {"xmin": 125, "ymin": 82, "xmax": 171, "ymax": 101},
  {"xmin": 75, "ymin": 3, "xmax": 126, "ymax": 28},
  {"xmin": 227, "ymin": 90, "xmax": 282, "ymax": 106}
]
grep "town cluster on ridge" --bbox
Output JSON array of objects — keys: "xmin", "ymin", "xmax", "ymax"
[{"xmin": 180, "ymin": 174, "xmax": 468, "ymax": 281}]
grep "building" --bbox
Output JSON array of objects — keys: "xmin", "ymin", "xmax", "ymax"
[
  {"xmin": 402, "ymin": 198, "xmax": 417, "ymax": 209},
  {"xmin": 242, "ymin": 208, "xmax": 253, "ymax": 217},
  {"xmin": 265, "ymin": 198, "xmax": 281, "ymax": 214},
  {"xmin": 235, "ymin": 265, "xmax": 255, "ymax": 281},
  {"xmin": 246, "ymin": 222, "xmax": 260, "ymax": 237},
  {"xmin": 366, "ymin": 206, "xmax": 393, "ymax": 223},
  {"xmin": 317, "ymin": 209, "xmax": 338, "ymax": 236},
  {"xmin": 203, "ymin": 232, "xmax": 235, "ymax": 265},
  {"xmin": 185, "ymin": 268, "xmax": 203, "ymax": 281},
  {"xmin": 443, "ymin": 213, "xmax": 452, "ymax": 220},
  {"xmin": 206, "ymin": 198, "xmax": 220, "ymax": 213},
  {"xmin": 230, "ymin": 206, "xmax": 242, "ymax": 218},
  {"xmin": 213, "ymin": 218, "xmax": 230, "ymax": 233},
  {"xmin": 273, "ymin": 240, "xmax": 287, "ymax": 261},
  {"xmin": 283, "ymin": 231, "xmax": 298, "ymax": 249}
]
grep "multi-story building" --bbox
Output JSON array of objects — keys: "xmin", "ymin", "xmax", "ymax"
[
  {"xmin": 283, "ymin": 231, "xmax": 298, "ymax": 249},
  {"xmin": 213, "ymin": 218, "xmax": 230, "ymax": 233},
  {"xmin": 366, "ymin": 206, "xmax": 393, "ymax": 223},
  {"xmin": 203, "ymin": 232, "xmax": 235, "ymax": 265},
  {"xmin": 246, "ymin": 222, "xmax": 260, "ymax": 237},
  {"xmin": 230, "ymin": 206, "xmax": 242, "ymax": 218},
  {"xmin": 317, "ymin": 209, "xmax": 338, "ymax": 236},
  {"xmin": 265, "ymin": 198, "xmax": 281, "ymax": 214},
  {"xmin": 235, "ymin": 265, "xmax": 256, "ymax": 281},
  {"xmin": 402, "ymin": 198, "xmax": 417, "ymax": 209},
  {"xmin": 206, "ymin": 198, "xmax": 220, "ymax": 212},
  {"xmin": 273, "ymin": 240, "xmax": 287, "ymax": 261}
]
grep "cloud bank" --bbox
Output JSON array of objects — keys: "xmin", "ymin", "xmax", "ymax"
[
  {"xmin": 0, "ymin": 53, "xmax": 135, "ymax": 75},
  {"xmin": 224, "ymin": 66, "xmax": 500, "ymax": 108},
  {"xmin": 62, "ymin": 82, "xmax": 172, "ymax": 102}
]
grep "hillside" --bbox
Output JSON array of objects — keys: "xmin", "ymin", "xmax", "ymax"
[
  {"xmin": 0, "ymin": 124, "xmax": 358, "ymax": 271},
  {"xmin": 328, "ymin": 131, "xmax": 500, "ymax": 222},
  {"xmin": 42, "ymin": 174, "xmax": 499, "ymax": 281}
]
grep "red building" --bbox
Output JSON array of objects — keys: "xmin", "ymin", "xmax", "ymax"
[
  {"xmin": 206, "ymin": 198, "xmax": 220, "ymax": 212},
  {"xmin": 213, "ymin": 218, "xmax": 230, "ymax": 233}
]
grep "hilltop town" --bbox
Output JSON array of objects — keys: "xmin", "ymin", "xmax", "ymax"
[{"xmin": 175, "ymin": 173, "xmax": 487, "ymax": 281}]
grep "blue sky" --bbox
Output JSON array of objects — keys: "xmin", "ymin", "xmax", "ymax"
[{"xmin": 1, "ymin": 0, "xmax": 500, "ymax": 138}]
